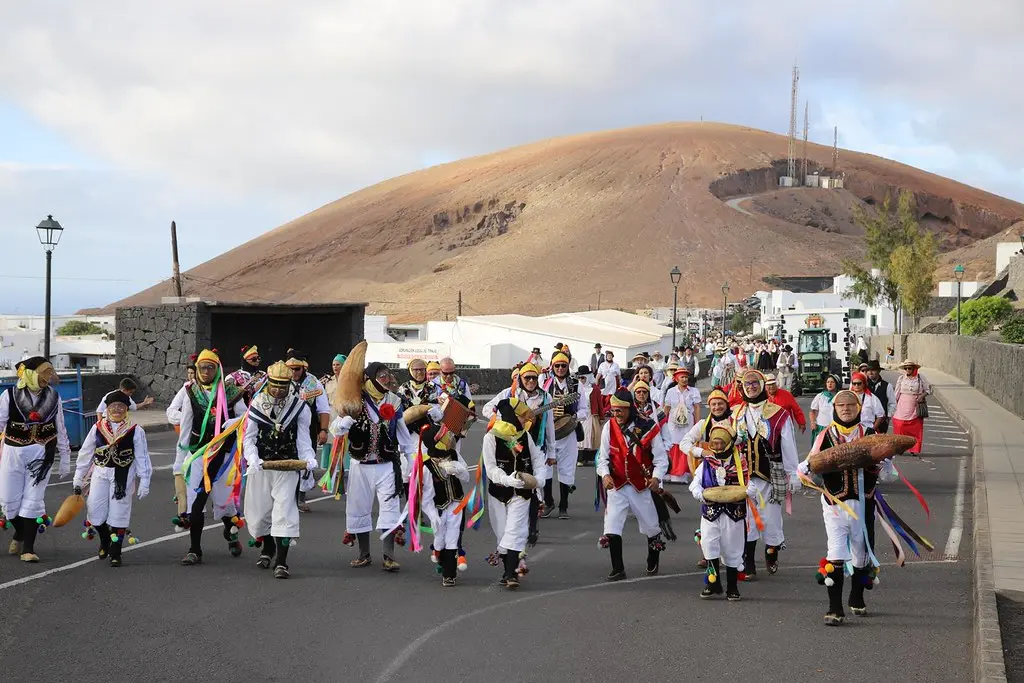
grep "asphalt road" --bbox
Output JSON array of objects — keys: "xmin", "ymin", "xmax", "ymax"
[{"xmin": 0, "ymin": 391, "xmax": 973, "ymax": 683}]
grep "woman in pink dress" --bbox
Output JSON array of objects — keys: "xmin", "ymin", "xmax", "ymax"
[{"xmin": 891, "ymin": 359, "xmax": 931, "ymax": 454}]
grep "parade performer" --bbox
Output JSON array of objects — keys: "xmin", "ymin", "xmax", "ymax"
[
  {"xmin": 286, "ymin": 350, "xmax": 331, "ymax": 512},
  {"xmin": 596, "ymin": 388, "xmax": 668, "ymax": 581},
  {"xmin": 481, "ymin": 397, "xmax": 546, "ymax": 589},
  {"xmin": 242, "ymin": 361, "xmax": 317, "ymax": 579},
  {"xmin": 797, "ymin": 390, "xmax": 878, "ymax": 625},
  {"xmin": 171, "ymin": 349, "xmax": 247, "ymax": 565},
  {"xmin": 0, "ymin": 357, "xmax": 71, "ymax": 562},
  {"xmin": 331, "ymin": 356, "xmax": 415, "ymax": 571},
  {"xmin": 576, "ymin": 366, "xmax": 602, "ymax": 464},
  {"xmin": 166, "ymin": 354, "xmax": 197, "ymax": 433},
  {"xmin": 398, "ymin": 358, "xmax": 439, "ymax": 409},
  {"xmin": 766, "ymin": 373, "xmax": 807, "ymax": 433},
  {"xmin": 689, "ymin": 423, "xmax": 751, "ymax": 600},
  {"xmin": 732, "ymin": 369, "xmax": 798, "ymax": 578},
  {"xmin": 73, "ymin": 391, "xmax": 152, "ymax": 567},
  {"xmin": 662, "ymin": 367, "xmax": 700, "ymax": 484},
  {"xmin": 432, "ymin": 358, "xmax": 474, "ymax": 402},
  {"xmin": 227, "ymin": 344, "xmax": 265, "ymax": 406},
  {"xmin": 632, "ymin": 380, "xmax": 658, "ymax": 421},
  {"xmin": 541, "ymin": 351, "xmax": 587, "ymax": 519},
  {"xmin": 482, "ymin": 362, "xmax": 555, "ymax": 546},
  {"xmin": 406, "ymin": 394, "xmax": 476, "ymax": 587}
]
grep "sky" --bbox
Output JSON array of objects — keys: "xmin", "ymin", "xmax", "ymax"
[{"xmin": 1, "ymin": 1, "xmax": 1021, "ymax": 314}]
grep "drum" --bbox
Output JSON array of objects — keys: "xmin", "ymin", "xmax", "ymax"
[
  {"xmin": 261, "ymin": 459, "xmax": 309, "ymax": 471},
  {"xmin": 702, "ymin": 485, "xmax": 748, "ymax": 503}
]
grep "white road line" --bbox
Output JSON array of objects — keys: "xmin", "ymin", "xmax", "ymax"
[
  {"xmin": 375, "ymin": 558, "xmax": 960, "ymax": 682},
  {"xmin": 0, "ymin": 493, "xmax": 336, "ymax": 592},
  {"xmin": 570, "ymin": 531, "xmax": 591, "ymax": 541},
  {"xmin": 944, "ymin": 457, "xmax": 967, "ymax": 561},
  {"xmin": 934, "ymin": 437, "xmax": 970, "ymax": 443}
]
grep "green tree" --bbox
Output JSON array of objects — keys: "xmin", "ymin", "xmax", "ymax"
[
  {"xmin": 842, "ymin": 190, "xmax": 934, "ymax": 332},
  {"xmin": 890, "ymin": 229, "xmax": 938, "ymax": 331},
  {"xmin": 730, "ymin": 309, "xmax": 753, "ymax": 333},
  {"xmin": 56, "ymin": 320, "xmax": 107, "ymax": 336},
  {"xmin": 1000, "ymin": 311, "xmax": 1024, "ymax": 344},
  {"xmin": 951, "ymin": 296, "xmax": 1011, "ymax": 336}
]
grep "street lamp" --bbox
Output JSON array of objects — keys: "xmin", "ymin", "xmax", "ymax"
[
  {"xmin": 36, "ymin": 215, "xmax": 64, "ymax": 359},
  {"xmin": 953, "ymin": 264, "xmax": 965, "ymax": 335},
  {"xmin": 669, "ymin": 266, "xmax": 681, "ymax": 351},
  {"xmin": 721, "ymin": 281, "xmax": 730, "ymax": 337}
]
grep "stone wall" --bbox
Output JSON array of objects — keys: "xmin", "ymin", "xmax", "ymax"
[
  {"xmin": 116, "ymin": 304, "xmax": 209, "ymax": 402},
  {"xmin": 870, "ymin": 333, "xmax": 1024, "ymax": 418}
]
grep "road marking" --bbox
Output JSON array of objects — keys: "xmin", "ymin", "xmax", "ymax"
[
  {"xmin": 570, "ymin": 531, "xmax": 591, "ymax": 541},
  {"xmin": 0, "ymin": 493, "xmax": 336, "ymax": 592},
  {"xmin": 375, "ymin": 558, "xmax": 960, "ymax": 682},
  {"xmin": 934, "ymin": 437, "xmax": 969, "ymax": 443},
  {"xmin": 944, "ymin": 457, "xmax": 967, "ymax": 561}
]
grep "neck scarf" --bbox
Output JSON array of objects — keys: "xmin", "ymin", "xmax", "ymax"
[{"xmin": 364, "ymin": 378, "xmax": 385, "ymax": 403}]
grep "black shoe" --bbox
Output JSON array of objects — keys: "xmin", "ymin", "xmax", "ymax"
[
  {"xmin": 727, "ymin": 591, "xmax": 741, "ymax": 601},
  {"xmin": 505, "ymin": 575, "xmax": 520, "ymax": 590},
  {"xmin": 256, "ymin": 555, "xmax": 272, "ymax": 569},
  {"xmin": 274, "ymin": 564, "xmax": 290, "ymax": 579},
  {"xmin": 824, "ymin": 612, "xmax": 845, "ymax": 626},
  {"xmin": 558, "ymin": 509, "xmax": 569, "ymax": 520},
  {"xmin": 607, "ymin": 569, "xmax": 627, "ymax": 582},
  {"xmin": 109, "ymin": 557, "xmax": 122, "ymax": 568},
  {"xmin": 350, "ymin": 554, "xmax": 372, "ymax": 568},
  {"xmin": 181, "ymin": 552, "xmax": 202, "ymax": 566},
  {"xmin": 700, "ymin": 585, "xmax": 718, "ymax": 599},
  {"xmin": 442, "ymin": 576, "xmax": 456, "ymax": 588},
  {"xmin": 539, "ymin": 505, "xmax": 554, "ymax": 519}
]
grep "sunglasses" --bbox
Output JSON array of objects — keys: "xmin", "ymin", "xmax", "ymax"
[
  {"xmin": 851, "ymin": 381, "xmax": 864, "ymax": 386},
  {"xmin": 552, "ymin": 363, "xmax": 569, "ymax": 369}
]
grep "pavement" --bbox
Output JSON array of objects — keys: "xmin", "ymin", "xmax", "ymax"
[
  {"xmin": 0, "ymin": 391, "xmax": 973, "ymax": 683},
  {"xmin": 921, "ymin": 366, "xmax": 1024, "ymax": 683}
]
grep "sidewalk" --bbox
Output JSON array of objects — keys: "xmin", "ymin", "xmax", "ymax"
[
  {"xmin": 133, "ymin": 407, "xmax": 175, "ymax": 434},
  {"xmin": 923, "ymin": 366, "xmax": 1021, "ymax": 683}
]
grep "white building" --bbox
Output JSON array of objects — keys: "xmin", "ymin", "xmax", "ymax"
[
  {"xmin": 364, "ymin": 310, "xmax": 675, "ymax": 369},
  {"xmin": 996, "ymin": 242, "xmax": 1024, "ymax": 274},
  {"xmin": 937, "ymin": 281, "xmax": 981, "ymax": 298},
  {"xmin": 0, "ymin": 314, "xmax": 116, "ymax": 371},
  {"xmin": 754, "ymin": 270, "xmax": 896, "ymax": 338}
]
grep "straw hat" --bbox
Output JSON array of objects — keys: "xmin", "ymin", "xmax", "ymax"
[{"xmin": 898, "ymin": 359, "xmax": 921, "ymax": 369}]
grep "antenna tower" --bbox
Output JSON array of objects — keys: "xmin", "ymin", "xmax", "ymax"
[
  {"xmin": 787, "ymin": 63, "xmax": 800, "ymax": 180},
  {"xmin": 801, "ymin": 101, "xmax": 809, "ymax": 184},
  {"xmin": 831, "ymin": 125, "xmax": 839, "ymax": 179}
]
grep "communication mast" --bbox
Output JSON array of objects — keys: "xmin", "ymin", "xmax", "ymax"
[{"xmin": 787, "ymin": 63, "xmax": 800, "ymax": 180}]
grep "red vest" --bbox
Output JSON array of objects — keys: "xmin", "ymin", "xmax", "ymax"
[{"xmin": 608, "ymin": 419, "xmax": 655, "ymax": 491}]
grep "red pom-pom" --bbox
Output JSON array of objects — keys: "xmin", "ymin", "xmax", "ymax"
[
  {"xmin": 737, "ymin": 572, "xmax": 747, "ymax": 582},
  {"xmin": 29, "ymin": 411, "xmax": 42, "ymax": 422},
  {"xmin": 378, "ymin": 403, "xmax": 396, "ymax": 421}
]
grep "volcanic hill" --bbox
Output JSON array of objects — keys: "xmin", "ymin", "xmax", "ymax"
[{"xmin": 101, "ymin": 122, "xmax": 1024, "ymax": 321}]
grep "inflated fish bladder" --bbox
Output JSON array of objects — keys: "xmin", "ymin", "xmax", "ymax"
[{"xmin": 808, "ymin": 434, "xmax": 917, "ymax": 475}]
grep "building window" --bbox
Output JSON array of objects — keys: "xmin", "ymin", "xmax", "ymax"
[
  {"xmin": 870, "ymin": 314, "xmax": 877, "ymax": 327},
  {"xmin": 848, "ymin": 309, "xmax": 866, "ymax": 319}
]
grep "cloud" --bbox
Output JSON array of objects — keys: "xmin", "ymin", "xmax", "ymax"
[{"xmin": 0, "ymin": 1, "xmax": 1021, "ymax": 310}]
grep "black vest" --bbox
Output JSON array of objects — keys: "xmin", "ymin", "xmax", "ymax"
[
  {"xmin": 255, "ymin": 418, "xmax": 300, "ymax": 461},
  {"xmin": 487, "ymin": 434, "xmax": 533, "ymax": 504},
  {"xmin": 548, "ymin": 376, "xmax": 579, "ymax": 414},
  {"xmin": 3, "ymin": 386, "xmax": 59, "ymax": 447},
  {"xmin": 820, "ymin": 427, "xmax": 878, "ymax": 503},
  {"xmin": 93, "ymin": 423, "xmax": 137, "ymax": 500},
  {"xmin": 421, "ymin": 425, "xmax": 465, "ymax": 509},
  {"xmin": 869, "ymin": 378, "xmax": 891, "ymax": 416},
  {"xmin": 349, "ymin": 410, "xmax": 399, "ymax": 464}
]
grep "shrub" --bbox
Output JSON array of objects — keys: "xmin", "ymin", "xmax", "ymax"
[
  {"xmin": 1000, "ymin": 311, "xmax": 1024, "ymax": 344},
  {"xmin": 952, "ymin": 296, "xmax": 1012, "ymax": 336}
]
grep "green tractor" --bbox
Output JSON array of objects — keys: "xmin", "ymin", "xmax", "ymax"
[{"xmin": 793, "ymin": 319, "xmax": 842, "ymax": 396}]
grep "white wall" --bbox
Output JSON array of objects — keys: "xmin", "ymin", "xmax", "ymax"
[
  {"xmin": 365, "ymin": 341, "xmax": 520, "ymax": 368},
  {"xmin": 759, "ymin": 274, "xmax": 896, "ymax": 336},
  {"xmin": 938, "ymin": 281, "xmax": 982, "ymax": 297},
  {"xmin": 996, "ymin": 242, "xmax": 1024, "ymax": 273}
]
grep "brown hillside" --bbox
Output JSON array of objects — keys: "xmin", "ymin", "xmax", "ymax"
[
  {"xmin": 937, "ymin": 220, "xmax": 1024, "ymax": 282},
  {"xmin": 98, "ymin": 122, "xmax": 1024, "ymax": 321}
]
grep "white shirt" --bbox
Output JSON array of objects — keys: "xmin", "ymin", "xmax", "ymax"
[
  {"xmin": 810, "ymin": 392, "xmax": 834, "ymax": 428},
  {"xmin": 74, "ymin": 420, "xmax": 153, "ymax": 492},
  {"xmin": 597, "ymin": 361, "xmax": 621, "ymax": 396},
  {"xmin": 854, "ymin": 391, "xmax": 885, "ymax": 430}
]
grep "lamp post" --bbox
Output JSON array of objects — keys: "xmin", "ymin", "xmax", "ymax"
[
  {"xmin": 669, "ymin": 266, "xmax": 681, "ymax": 351},
  {"xmin": 36, "ymin": 215, "xmax": 64, "ymax": 359},
  {"xmin": 954, "ymin": 264, "xmax": 965, "ymax": 335},
  {"xmin": 721, "ymin": 281, "xmax": 730, "ymax": 337}
]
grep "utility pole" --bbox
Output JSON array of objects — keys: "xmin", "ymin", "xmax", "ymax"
[
  {"xmin": 801, "ymin": 101, "xmax": 809, "ymax": 184},
  {"xmin": 170, "ymin": 220, "xmax": 183, "ymax": 297},
  {"xmin": 457, "ymin": 290, "xmax": 462, "ymax": 317}
]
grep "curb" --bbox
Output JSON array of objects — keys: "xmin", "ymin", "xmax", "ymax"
[{"xmin": 931, "ymin": 384, "xmax": 1008, "ymax": 683}]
